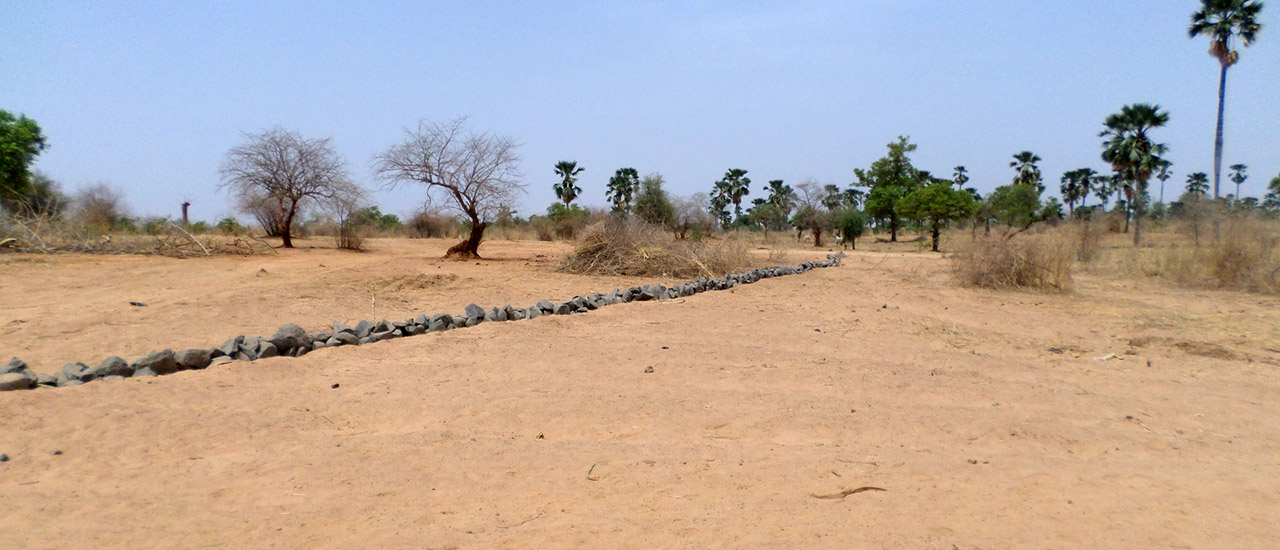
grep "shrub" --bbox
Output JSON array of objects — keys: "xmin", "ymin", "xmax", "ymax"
[
  {"xmin": 952, "ymin": 234, "xmax": 1073, "ymax": 291},
  {"xmin": 406, "ymin": 209, "xmax": 458, "ymax": 239},
  {"xmin": 560, "ymin": 216, "xmax": 749, "ymax": 278},
  {"xmin": 70, "ymin": 183, "xmax": 129, "ymax": 232},
  {"xmin": 215, "ymin": 217, "xmax": 247, "ymax": 235}
]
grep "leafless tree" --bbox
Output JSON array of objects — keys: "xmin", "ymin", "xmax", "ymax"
[
  {"xmin": 219, "ymin": 128, "xmax": 351, "ymax": 248},
  {"xmin": 672, "ymin": 193, "xmax": 713, "ymax": 240},
  {"xmin": 321, "ymin": 180, "xmax": 370, "ymax": 250},
  {"xmin": 374, "ymin": 117, "xmax": 523, "ymax": 259}
]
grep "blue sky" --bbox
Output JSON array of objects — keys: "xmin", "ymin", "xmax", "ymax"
[{"xmin": 3, "ymin": 1, "xmax": 1277, "ymax": 221}]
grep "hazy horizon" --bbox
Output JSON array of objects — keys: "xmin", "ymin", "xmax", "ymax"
[{"xmin": 4, "ymin": 1, "xmax": 1278, "ymax": 222}]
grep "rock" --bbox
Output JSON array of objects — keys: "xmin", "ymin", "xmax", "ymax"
[
  {"xmin": 375, "ymin": 320, "xmax": 393, "ymax": 333},
  {"xmin": 332, "ymin": 332, "xmax": 359, "ymax": 346},
  {"xmin": 536, "ymin": 299, "xmax": 555, "ymax": 313},
  {"xmin": 258, "ymin": 341, "xmax": 279, "ymax": 358},
  {"xmin": 370, "ymin": 330, "xmax": 396, "ymax": 342},
  {"xmin": 465, "ymin": 303, "xmax": 485, "ymax": 320},
  {"xmin": 270, "ymin": 323, "xmax": 309, "ymax": 353},
  {"xmin": 415, "ymin": 314, "xmax": 429, "ymax": 326},
  {"xmin": 354, "ymin": 320, "xmax": 374, "ymax": 339},
  {"xmin": 132, "ymin": 350, "xmax": 179, "ymax": 375},
  {"xmin": 406, "ymin": 324, "xmax": 426, "ymax": 336},
  {"xmin": 36, "ymin": 373, "xmax": 57, "ymax": 387},
  {"xmin": 0, "ymin": 372, "xmax": 34, "ymax": 391},
  {"xmin": 101, "ymin": 375, "xmax": 125, "ymax": 382},
  {"xmin": 554, "ymin": 302, "xmax": 573, "ymax": 315},
  {"xmin": 452, "ymin": 315, "xmax": 468, "ymax": 328},
  {"xmin": 209, "ymin": 356, "xmax": 233, "ymax": 367},
  {"xmin": 131, "ymin": 368, "xmax": 156, "ymax": 378},
  {"xmin": 312, "ymin": 341, "xmax": 327, "ymax": 351},
  {"xmin": 61, "ymin": 362, "xmax": 90, "ymax": 382},
  {"xmin": 1, "ymin": 358, "xmax": 37, "ymax": 388},
  {"xmin": 216, "ymin": 336, "xmax": 243, "ymax": 358},
  {"xmin": 333, "ymin": 321, "xmax": 355, "ymax": 335},
  {"xmin": 173, "ymin": 349, "xmax": 211, "ymax": 370},
  {"xmin": 85, "ymin": 356, "xmax": 133, "ymax": 379},
  {"xmin": 526, "ymin": 306, "xmax": 541, "ymax": 319},
  {"xmin": 309, "ymin": 331, "xmax": 331, "ymax": 343}
]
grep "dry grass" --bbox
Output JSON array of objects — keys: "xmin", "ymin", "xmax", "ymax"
[
  {"xmin": 559, "ymin": 217, "xmax": 751, "ymax": 278},
  {"xmin": 1105, "ymin": 217, "xmax": 1280, "ymax": 294},
  {"xmin": 2, "ymin": 214, "xmax": 274, "ymax": 257},
  {"xmin": 951, "ymin": 233, "xmax": 1074, "ymax": 291}
]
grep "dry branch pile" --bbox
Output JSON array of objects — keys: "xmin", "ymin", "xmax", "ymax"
[{"xmin": 559, "ymin": 217, "xmax": 750, "ymax": 278}]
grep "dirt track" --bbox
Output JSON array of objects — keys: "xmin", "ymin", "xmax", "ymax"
[{"xmin": 2, "ymin": 239, "xmax": 1278, "ymax": 548}]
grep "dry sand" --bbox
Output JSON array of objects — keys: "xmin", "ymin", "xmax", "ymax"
[{"xmin": 2, "ymin": 238, "xmax": 1278, "ymax": 548}]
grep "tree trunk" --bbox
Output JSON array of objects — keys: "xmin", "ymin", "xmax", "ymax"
[
  {"xmin": 1133, "ymin": 183, "xmax": 1144, "ymax": 246},
  {"xmin": 889, "ymin": 215, "xmax": 898, "ymax": 242},
  {"xmin": 1213, "ymin": 63, "xmax": 1228, "ymax": 199},
  {"xmin": 930, "ymin": 222, "xmax": 941, "ymax": 252},
  {"xmin": 446, "ymin": 221, "xmax": 487, "ymax": 259},
  {"xmin": 181, "ymin": 202, "xmax": 190, "ymax": 226},
  {"xmin": 1123, "ymin": 207, "xmax": 1130, "ymax": 234},
  {"xmin": 280, "ymin": 200, "xmax": 297, "ymax": 248},
  {"xmin": 813, "ymin": 227, "xmax": 823, "ymax": 247}
]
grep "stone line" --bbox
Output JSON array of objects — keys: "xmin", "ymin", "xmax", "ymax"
[{"xmin": 0, "ymin": 253, "xmax": 845, "ymax": 392}]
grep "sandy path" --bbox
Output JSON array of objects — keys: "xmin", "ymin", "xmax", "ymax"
[{"xmin": 2, "ymin": 243, "xmax": 1279, "ymax": 548}]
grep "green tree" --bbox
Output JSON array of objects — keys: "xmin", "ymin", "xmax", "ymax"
[
  {"xmin": 606, "ymin": 167, "xmax": 639, "ymax": 213},
  {"xmin": 709, "ymin": 182, "xmax": 732, "ymax": 228},
  {"xmin": 986, "ymin": 184, "xmax": 1043, "ymax": 237},
  {"xmin": 0, "ymin": 110, "xmax": 49, "ymax": 212},
  {"xmin": 716, "ymin": 168, "xmax": 751, "ymax": 221},
  {"xmin": 855, "ymin": 136, "xmax": 920, "ymax": 242},
  {"xmin": 832, "ymin": 208, "xmax": 868, "ymax": 250},
  {"xmin": 791, "ymin": 204, "xmax": 832, "ymax": 247},
  {"xmin": 765, "ymin": 179, "xmax": 796, "ymax": 214},
  {"xmin": 553, "ymin": 160, "xmax": 584, "ymax": 207},
  {"xmin": 1010, "ymin": 151, "xmax": 1044, "ymax": 190},
  {"xmin": 1228, "ymin": 163, "xmax": 1247, "ymax": 204},
  {"xmin": 1186, "ymin": 172, "xmax": 1211, "ymax": 195},
  {"xmin": 746, "ymin": 201, "xmax": 787, "ymax": 234},
  {"xmin": 1155, "ymin": 161, "xmax": 1173, "ymax": 204},
  {"xmin": 1100, "ymin": 103, "xmax": 1169, "ymax": 245},
  {"xmin": 634, "ymin": 173, "xmax": 675, "ymax": 227},
  {"xmin": 898, "ymin": 181, "xmax": 979, "ymax": 251},
  {"xmin": 953, "ymin": 166, "xmax": 969, "ymax": 189},
  {"xmin": 1059, "ymin": 168, "xmax": 1095, "ymax": 217},
  {"xmin": 1189, "ymin": 0, "xmax": 1264, "ymax": 199}
]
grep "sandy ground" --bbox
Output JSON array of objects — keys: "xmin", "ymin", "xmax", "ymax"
[{"xmin": 2, "ymin": 238, "xmax": 1279, "ymax": 548}]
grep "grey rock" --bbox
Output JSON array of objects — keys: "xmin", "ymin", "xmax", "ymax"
[
  {"xmin": 132, "ymin": 350, "xmax": 179, "ymax": 375},
  {"xmin": 0, "ymin": 372, "xmax": 34, "ymax": 391},
  {"xmin": 58, "ymin": 378, "xmax": 86, "ymax": 386},
  {"xmin": 209, "ymin": 356, "xmax": 233, "ymax": 367},
  {"xmin": 258, "ymin": 341, "xmax": 279, "ymax": 358},
  {"xmin": 354, "ymin": 320, "xmax": 374, "ymax": 338},
  {"xmin": 358, "ymin": 336, "xmax": 374, "ymax": 345},
  {"xmin": 465, "ymin": 303, "xmax": 485, "ymax": 320},
  {"xmin": 61, "ymin": 362, "xmax": 90, "ymax": 381},
  {"xmin": 333, "ymin": 331, "xmax": 359, "ymax": 346},
  {"xmin": 452, "ymin": 315, "xmax": 468, "ymax": 327},
  {"xmin": 553, "ymin": 302, "xmax": 573, "ymax": 315},
  {"xmin": 270, "ymin": 323, "xmax": 309, "ymax": 352},
  {"xmin": 36, "ymin": 373, "xmax": 58, "ymax": 387},
  {"xmin": 536, "ymin": 299, "xmax": 555, "ymax": 313},
  {"xmin": 333, "ymin": 321, "xmax": 355, "ymax": 335},
  {"xmin": 406, "ymin": 324, "xmax": 426, "ymax": 336},
  {"xmin": 312, "ymin": 341, "xmax": 327, "ymax": 351},
  {"xmin": 415, "ymin": 314, "xmax": 429, "ymax": 326},
  {"xmin": 131, "ymin": 368, "xmax": 156, "ymax": 378},
  {"xmin": 374, "ymin": 320, "xmax": 393, "ymax": 333},
  {"xmin": 2, "ymin": 357, "xmax": 35, "ymax": 378},
  {"xmin": 370, "ymin": 330, "xmax": 396, "ymax": 342},
  {"xmin": 309, "ymin": 331, "xmax": 332, "ymax": 343},
  {"xmin": 175, "ymin": 349, "xmax": 212, "ymax": 370},
  {"xmin": 86, "ymin": 356, "xmax": 132, "ymax": 379},
  {"xmin": 526, "ymin": 306, "xmax": 541, "ymax": 319}
]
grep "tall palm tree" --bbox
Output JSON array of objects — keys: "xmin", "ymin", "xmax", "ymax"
[
  {"xmin": 1010, "ymin": 151, "xmax": 1043, "ymax": 190},
  {"xmin": 1155, "ymin": 161, "xmax": 1173, "ymax": 204},
  {"xmin": 1228, "ymin": 163, "xmax": 1248, "ymax": 204},
  {"xmin": 952, "ymin": 166, "xmax": 969, "ymax": 189},
  {"xmin": 717, "ymin": 168, "xmax": 751, "ymax": 221},
  {"xmin": 1101, "ymin": 103, "xmax": 1170, "ymax": 245},
  {"xmin": 1189, "ymin": 0, "xmax": 1265, "ymax": 199},
  {"xmin": 553, "ymin": 160, "xmax": 584, "ymax": 207},
  {"xmin": 1091, "ymin": 174, "xmax": 1114, "ymax": 211},
  {"xmin": 606, "ymin": 167, "xmax": 639, "ymax": 213},
  {"xmin": 765, "ymin": 179, "xmax": 796, "ymax": 214},
  {"xmin": 1186, "ymin": 172, "xmax": 1211, "ymax": 196}
]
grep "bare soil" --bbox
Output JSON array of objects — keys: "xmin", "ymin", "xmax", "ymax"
[{"xmin": 2, "ymin": 237, "xmax": 1278, "ymax": 548}]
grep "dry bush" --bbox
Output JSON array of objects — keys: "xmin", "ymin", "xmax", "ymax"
[
  {"xmin": 1102, "ymin": 217, "xmax": 1280, "ymax": 294},
  {"xmin": 407, "ymin": 209, "xmax": 459, "ymax": 239},
  {"xmin": 951, "ymin": 234, "xmax": 1074, "ymax": 291},
  {"xmin": 530, "ymin": 216, "xmax": 556, "ymax": 241},
  {"xmin": 560, "ymin": 216, "xmax": 750, "ymax": 278}
]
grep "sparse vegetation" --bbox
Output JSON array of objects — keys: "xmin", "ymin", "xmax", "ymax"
[{"xmin": 560, "ymin": 216, "xmax": 749, "ymax": 278}]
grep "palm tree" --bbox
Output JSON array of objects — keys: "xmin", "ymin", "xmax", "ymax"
[
  {"xmin": 1155, "ymin": 161, "xmax": 1173, "ymax": 205},
  {"xmin": 710, "ymin": 180, "xmax": 733, "ymax": 227},
  {"xmin": 952, "ymin": 166, "xmax": 969, "ymax": 189},
  {"xmin": 1101, "ymin": 103, "xmax": 1169, "ymax": 245},
  {"xmin": 1189, "ymin": 0, "xmax": 1265, "ymax": 199},
  {"xmin": 606, "ymin": 167, "xmax": 639, "ymax": 213},
  {"xmin": 1010, "ymin": 151, "xmax": 1044, "ymax": 190},
  {"xmin": 765, "ymin": 179, "xmax": 796, "ymax": 214},
  {"xmin": 553, "ymin": 161, "xmax": 584, "ymax": 207},
  {"xmin": 1059, "ymin": 169, "xmax": 1093, "ymax": 217},
  {"xmin": 1228, "ymin": 163, "xmax": 1248, "ymax": 205},
  {"xmin": 1186, "ymin": 172, "xmax": 1211, "ymax": 196},
  {"xmin": 1091, "ymin": 174, "xmax": 1114, "ymax": 211},
  {"xmin": 717, "ymin": 168, "xmax": 751, "ymax": 221}
]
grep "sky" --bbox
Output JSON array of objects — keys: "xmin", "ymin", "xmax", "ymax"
[{"xmin": 3, "ymin": 0, "xmax": 1278, "ymax": 222}]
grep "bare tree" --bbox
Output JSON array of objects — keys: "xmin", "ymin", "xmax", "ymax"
[
  {"xmin": 672, "ymin": 193, "xmax": 713, "ymax": 240},
  {"xmin": 374, "ymin": 117, "xmax": 522, "ymax": 259},
  {"xmin": 219, "ymin": 128, "xmax": 351, "ymax": 248},
  {"xmin": 322, "ymin": 180, "xmax": 370, "ymax": 250}
]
